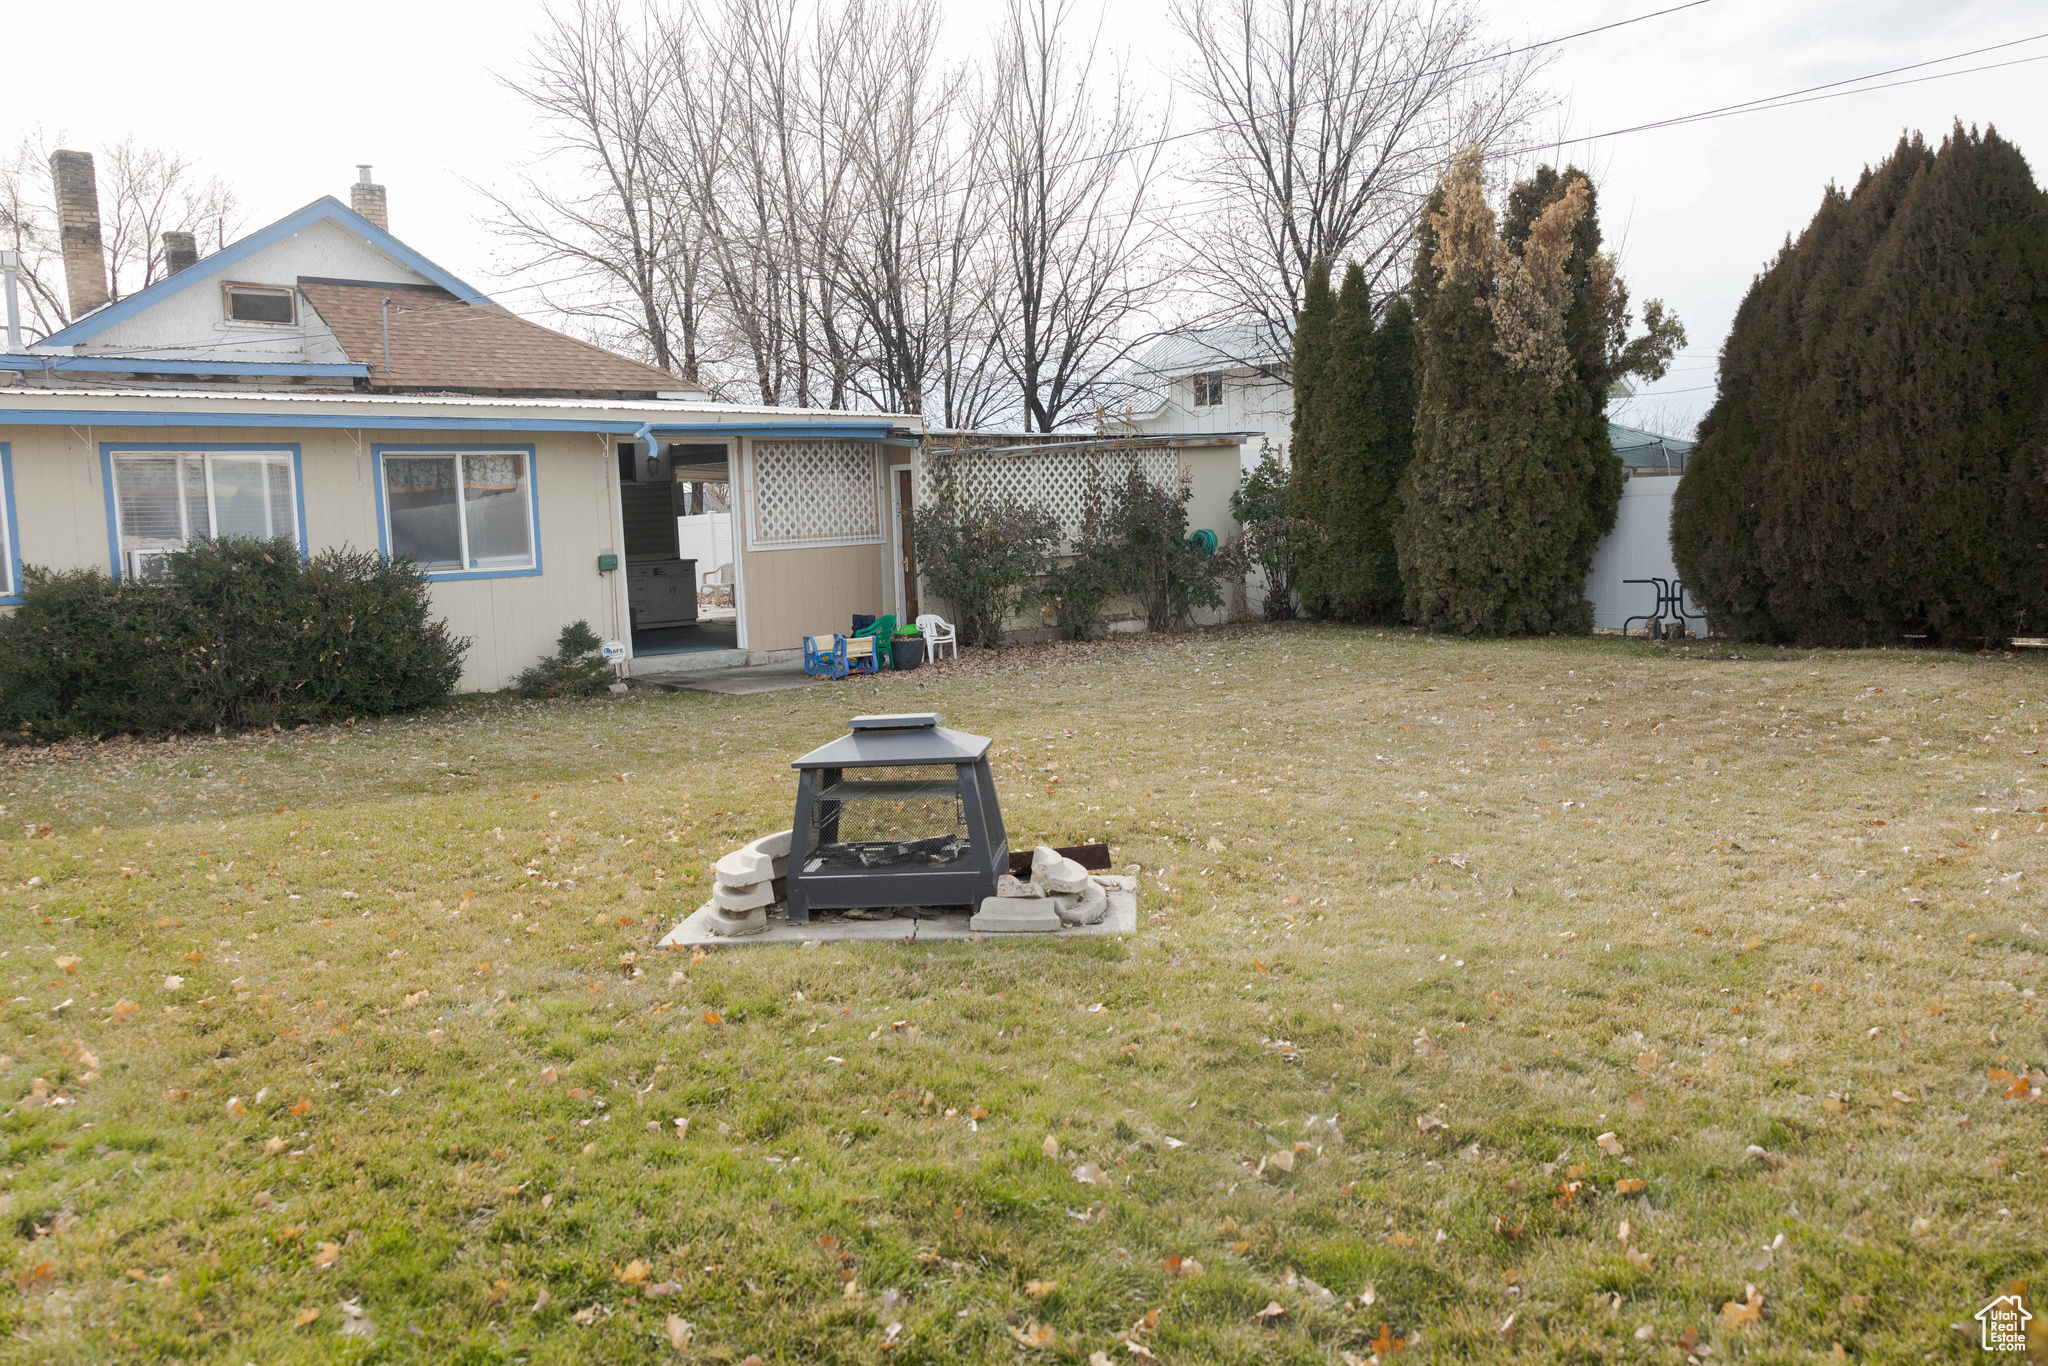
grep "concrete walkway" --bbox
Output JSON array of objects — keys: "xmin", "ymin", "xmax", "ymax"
[{"xmin": 633, "ymin": 661, "xmax": 821, "ymax": 695}]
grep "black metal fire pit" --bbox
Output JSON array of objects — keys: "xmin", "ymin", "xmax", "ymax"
[{"xmin": 785, "ymin": 713, "xmax": 1008, "ymax": 923}]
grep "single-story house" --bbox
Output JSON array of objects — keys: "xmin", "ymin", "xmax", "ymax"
[
  {"xmin": 1122, "ymin": 325, "xmax": 1703, "ymax": 630},
  {"xmin": 0, "ymin": 158, "xmax": 925, "ymax": 690}
]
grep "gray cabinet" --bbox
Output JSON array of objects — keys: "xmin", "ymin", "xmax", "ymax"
[{"xmin": 627, "ymin": 559, "xmax": 698, "ymax": 629}]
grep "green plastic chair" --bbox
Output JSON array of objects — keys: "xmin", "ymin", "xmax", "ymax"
[{"xmin": 851, "ymin": 614, "xmax": 898, "ymax": 669}]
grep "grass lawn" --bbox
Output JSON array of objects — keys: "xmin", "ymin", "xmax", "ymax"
[{"xmin": 3, "ymin": 624, "xmax": 2045, "ymax": 1364}]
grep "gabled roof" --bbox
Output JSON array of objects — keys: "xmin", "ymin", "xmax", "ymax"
[
  {"xmin": 297, "ymin": 279, "xmax": 687, "ymax": 396},
  {"xmin": 1128, "ymin": 324, "xmax": 1290, "ymax": 379},
  {"xmin": 39, "ymin": 196, "xmax": 483, "ymax": 349}
]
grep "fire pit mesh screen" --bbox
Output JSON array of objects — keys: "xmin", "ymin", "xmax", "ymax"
[{"xmin": 803, "ymin": 765, "xmax": 972, "ymax": 871}]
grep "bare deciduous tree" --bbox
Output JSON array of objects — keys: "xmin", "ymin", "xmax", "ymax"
[
  {"xmin": 485, "ymin": 0, "xmax": 705, "ymax": 381},
  {"xmin": 1168, "ymin": 0, "xmax": 1551, "ymax": 359},
  {"xmin": 0, "ymin": 132, "xmax": 73, "ymax": 340},
  {"xmin": 100, "ymin": 138, "xmax": 241, "ymax": 298},
  {"xmin": 990, "ymin": 0, "xmax": 1166, "ymax": 432}
]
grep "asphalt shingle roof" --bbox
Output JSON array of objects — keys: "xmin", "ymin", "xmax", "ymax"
[{"xmin": 297, "ymin": 279, "xmax": 700, "ymax": 397}]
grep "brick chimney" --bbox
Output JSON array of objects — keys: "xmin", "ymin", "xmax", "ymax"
[
  {"xmin": 50, "ymin": 149, "xmax": 109, "ymax": 318},
  {"xmin": 162, "ymin": 230, "xmax": 199, "ymax": 277},
  {"xmin": 351, "ymin": 165, "xmax": 388, "ymax": 231}
]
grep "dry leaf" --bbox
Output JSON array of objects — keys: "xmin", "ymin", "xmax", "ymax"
[
  {"xmin": 531, "ymin": 1288, "xmax": 551, "ymax": 1313},
  {"xmin": 1026, "ymin": 1279, "xmax": 1057, "ymax": 1299},
  {"xmin": 1041, "ymin": 1134, "xmax": 1060, "ymax": 1158},
  {"xmin": 1596, "ymin": 1132, "xmax": 1624, "ymax": 1157},
  {"xmin": 1251, "ymin": 1300, "xmax": 1287, "ymax": 1323},
  {"xmin": 1615, "ymin": 1178, "xmax": 1647, "ymax": 1195},
  {"xmin": 314, "ymin": 1243, "xmax": 342, "ymax": 1269},
  {"xmin": 293, "ymin": 1307, "xmax": 320, "ymax": 1328},
  {"xmin": 1091, "ymin": 1355, "xmax": 1115, "ymax": 1366},
  {"xmin": 572, "ymin": 1305, "xmax": 599, "ymax": 1326},
  {"xmin": 163, "ymin": 975, "xmax": 184, "ymax": 991},
  {"xmin": 287, "ymin": 1097, "xmax": 313, "ymax": 1116},
  {"xmin": 1267, "ymin": 1148, "xmax": 1295, "ymax": 1173},
  {"xmin": 1385, "ymin": 1231, "xmax": 1415, "ymax": 1247},
  {"xmin": 1074, "ymin": 1162, "xmax": 1106, "ymax": 1186},
  {"xmin": 1616, "ymin": 1219, "xmax": 1632, "ymax": 1244},
  {"xmin": 276, "ymin": 1223, "xmax": 306, "ymax": 1242},
  {"xmin": 262, "ymin": 1137, "xmax": 288, "ymax": 1156},
  {"xmin": 1163, "ymin": 1254, "xmax": 1205, "ymax": 1277},
  {"xmin": 54, "ymin": 956, "xmax": 80, "ymax": 974},
  {"xmin": 226, "ymin": 1096, "xmax": 248, "ymax": 1119},
  {"xmin": 1717, "ymin": 1284, "xmax": 1764, "ymax": 1329},
  {"xmin": 615, "ymin": 1259, "xmax": 652, "ymax": 1285},
  {"xmin": 251, "ymin": 1190, "xmax": 275, "ymax": 1209},
  {"xmin": 1361, "ymin": 1283, "xmax": 1377, "ymax": 1306},
  {"xmin": 970, "ymin": 1106, "xmax": 990, "ymax": 1120},
  {"xmin": 1626, "ymin": 1248, "xmax": 1653, "ymax": 1270},
  {"xmin": 1008, "ymin": 1322, "xmax": 1055, "ymax": 1349},
  {"xmin": 1414, "ymin": 1113, "xmax": 1446, "ymax": 1134},
  {"xmin": 1910, "ymin": 1216, "xmax": 1933, "ymax": 1236},
  {"xmin": 666, "ymin": 1314, "xmax": 694, "ymax": 1353},
  {"xmin": 702, "ymin": 1010, "xmax": 723, "ymax": 1025}
]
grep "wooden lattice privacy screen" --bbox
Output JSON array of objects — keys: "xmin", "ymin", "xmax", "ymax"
[
  {"xmin": 747, "ymin": 440, "xmax": 884, "ymax": 550},
  {"xmin": 917, "ymin": 446, "xmax": 1180, "ymax": 537}
]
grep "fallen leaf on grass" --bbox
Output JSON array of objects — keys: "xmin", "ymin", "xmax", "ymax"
[
  {"xmin": 1626, "ymin": 1248, "xmax": 1654, "ymax": 1270},
  {"xmin": 293, "ymin": 1307, "xmax": 320, "ymax": 1328},
  {"xmin": 1615, "ymin": 1178, "xmax": 1647, "ymax": 1195},
  {"xmin": 1367, "ymin": 1321, "xmax": 1396, "ymax": 1355},
  {"xmin": 163, "ymin": 975, "xmax": 184, "ymax": 991},
  {"xmin": 226, "ymin": 1097, "xmax": 247, "ymax": 1119},
  {"xmin": 1008, "ymin": 1322, "xmax": 1055, "ymax": 1349},
  {"xmin": 1026, "ymin": 1280, "xmax": 1057, "ymax": 1299},
  {"xmin": 1414, "ymin": 1113, "xmax": 1445, "ymax": 1134},
  {"xmin": 1042, "ymin": 1134, "xmax": 1061, "ymax": 1158},
  {"xmin": 314, "ymin": 1243, "xmax": 342, "ymax": 1269},
  {"xmin": 54, "ymin": 956, "xmax": 80, "ymax": 974},
  {"xmin": 571, "ymin": 1305, "xmax": 599, "ymax": 1326},
  {"xmin": 614, "ymin": 1259, "xmax": 652, "ymax": 1286},
  {"xmin": 262, "ymin": 1137, "xmax": 289, "ymax": 1156},
  {"xmin": 1717, "ymin": 1284, "xmax": 1764, "ymax": 1329},
  {"xmin": 531, "ymin": 1289, "xmax": 550, "ymax": 1313},
  {"xmin": 644, "ymin": 1281, "xmax": 682, "ymax": 1298},
  {"xmin": 1162, "ymin": 1254, "xmax": 1204, "ymax": 1277},
  {"xmin": 1074, "ymin": 1162, "xmax": 1106, "ymax": 1186},
  {"xmin": 1122, "ymin": 1340, "xmax": 1160, "ymax": 1361},
  {"xmin": 1910, "ymin": 1216, "xmax": 1933, "ymax": 1237},
  {"xmin": 1890, "ymin": 1090, "xmax": 1917, "ymax": 1106},
  {"xmin": 1266, "ymin": 1148, "xmax": 1295, "ymax": 1173},
  {"xmin": 969, "ymin": 1106, "xmax": 990, "ymax": 1120},
  {"xmin": 1595, "ymin": 1132, "xmax": 1624, "ymax": 1157},
  {"xmin": 287, "ymin": 1097, "xmax": 313, "ymax": 1116},
  {"xmin": 1250, "ymin": 1301, "xmax": 1287, "ymax": 1323},
  {"xmin": 665, "ymin": 1314, "xmax": 694, "ymax": 1353},
  {"xmin": 702, "ymin": 1010, "xmax": 723, "ymax": 1025},
  {"xmin": 1360, "ymin": 1283, "xmax": 1377, "ymax": 1306},
  {"xmin": 276, "ymin": 1223, "xmax": 306, "ymax": 1242},
  {"xmin": 1385, "ymin": 1231, "xmax": 1414, "ymax": 1247}
]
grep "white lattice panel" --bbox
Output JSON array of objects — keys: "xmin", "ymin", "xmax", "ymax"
[
  {"xmin": 748, "ymin": 440, "xmax": 882, "ymax": 549},
  {"xmin": 919, "ymin": 448, "xmax": 1180, "ymax": 536}
]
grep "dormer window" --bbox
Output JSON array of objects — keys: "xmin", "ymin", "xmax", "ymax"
[
  {"xmin": 225, "ymin": 284, "xmax": 296, "ymax": 325},
  {"xmin": 1193, "ymin": 372, "xmax": 1223, "ymax": 408}
]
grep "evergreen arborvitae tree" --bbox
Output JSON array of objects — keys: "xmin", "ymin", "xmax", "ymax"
[
  {"xmin": 1297, "ymin": 268, "xmax": 1415, "ymax": 620},
  {"xmin": 1397, "ymin": 148, "xmax": 1682, "ymax": 634},
  {"xmin": 1296, "ymin": 262, "xmax": 1374, "ymax": 616},
  {"xmin": 1673, "ymin": 125, "xmax": 2048, "ymax": 645},
  {"xmin": 1285, "ymin": 259, "xmax": 1336, "ymax": 546}
]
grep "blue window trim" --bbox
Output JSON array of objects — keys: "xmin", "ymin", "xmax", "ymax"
[
  {"xmin": 0, "ymin": 409, "xmax": 902, "ymax": 439},
  {"xmin": 98, "ymin": 442, "xmax": 309, "ymax": 579},
  {"xmin": 0, "ymin": 443, "xmax": 21, "ymax": 606},
  {"xmin": 371, "ymin": 444, "xmax": 543, "ymax": 583}
]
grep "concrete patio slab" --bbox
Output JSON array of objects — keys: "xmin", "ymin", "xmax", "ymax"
[
  {"xmin": 657, "ymin": 889, "xmax": 1138, "ymax": 947},
  {"xmin": 637, "ymin": 662, "xmax": 821, "ymax": 695}
]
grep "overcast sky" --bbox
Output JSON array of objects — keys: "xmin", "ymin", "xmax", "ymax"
[{"xmin": 8, "ymin": 0, "xmax": 2043, "ymax": 434}]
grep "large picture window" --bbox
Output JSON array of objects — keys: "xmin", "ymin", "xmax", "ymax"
[
  {"xmin": 108, "ymin": 448, "xmax": 299, "ymax": 579},
  {"xmin": 379, "ymin": 450, "xmax": 535, "ymax": 575}
]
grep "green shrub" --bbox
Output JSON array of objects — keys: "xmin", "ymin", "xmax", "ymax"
[
  {"xmin": 1040, "ymin": 467, "xmax": 1125, "ymax": 640},
  {"xmin": 0, "ymin": 538, "xmax": 467, "ymax": 740},
  {"xmin": 1226, "ymin": 447, "xmax": 1325, "ymax": 621},
  {"xmin": 514, "ymin": 621, "xmax": 615, "ymax": 698},
  {"xmin": 911, "ymin": 449, "xmax": 1058, "ymax": 648},
  {"xmin": 1102, "ymin": 466, "xmax": 1226, "ymax": 632}
]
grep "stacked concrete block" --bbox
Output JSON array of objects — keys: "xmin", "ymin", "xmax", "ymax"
[
  {"xmin": 972, "ymin": 844, "xmax": 1114, "ymax": 933},
  {"xmin": 705, "ymin": 829, "xmax": 791, "ymax": 937}
]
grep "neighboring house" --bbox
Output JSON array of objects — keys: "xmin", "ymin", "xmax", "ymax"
[
  {"xmin": 1122, "ymin": 324, "xmax": 1699, "ymax": 631},
  {"xmin": 0, "ymin": 157, "xmax": 923, "ymax": 689}
]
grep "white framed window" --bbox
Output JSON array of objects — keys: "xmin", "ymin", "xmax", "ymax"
[
  {"xmin": 224, "ymin": 283, "xmax": 296, "ymax": 325},
  {"xmin": 379, "ymin": 449, "xmax": 536, "ymax": 575},
  {"xmin": 108, "ymin": 448, "xmax": 300, "ymax": 578},
  {"xmin": 1193, "ymin": 372, "xmax": 1224, "ymax": 408}
]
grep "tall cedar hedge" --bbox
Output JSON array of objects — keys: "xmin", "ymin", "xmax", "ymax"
[
  {"xmin": 1397, "ymin": 151, "xmax": 1681, "ymax": 633},
  {"xmin": 1293, "ymin": 262, "xmax": 1416, "ymax": 620},
  {"xmin": 1672, "ymin": 125, "xmax": 2048, "ymax": 645}
]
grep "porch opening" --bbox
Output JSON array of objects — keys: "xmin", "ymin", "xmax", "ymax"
[{"xmin": 618, "ymin": 440, "xmax": 738, "ymax": 657}]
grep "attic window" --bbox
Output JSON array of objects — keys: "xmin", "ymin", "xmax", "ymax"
[
  {"xmin": 1192, "ymin": 372, "xmax": 1223, "ymax": 408},
  {"xmin": 225, "ymin": 284, "xmax": 296, "ymax": 325}
]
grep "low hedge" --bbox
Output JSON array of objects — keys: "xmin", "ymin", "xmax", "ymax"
[{"xmin": 0, "ymin": 538, "xmax": 469, "ymax": 740}]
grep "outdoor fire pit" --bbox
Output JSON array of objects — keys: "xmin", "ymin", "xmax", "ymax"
[{"xmin": 785, "ymin": 713, "xmax": 1008, "ymax": 922}]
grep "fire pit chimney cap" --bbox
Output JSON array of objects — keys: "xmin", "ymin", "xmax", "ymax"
[{"xmin": 848, "ymin": 713, "xmax": 940, "ymax": 731}]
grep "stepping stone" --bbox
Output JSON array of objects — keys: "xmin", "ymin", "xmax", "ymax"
[{"xmin": 969, "ymin": 896, "xmax": 1062, "ymax": 934}]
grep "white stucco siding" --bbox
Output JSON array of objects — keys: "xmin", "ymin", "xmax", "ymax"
[
  {"xmin": 1584, "ymin": 474, "xmax": 1685, "ymax": 631},
  {"xmin": 0, "ymin": 422, "xmax": 622, "ymax": 693},
  {"xmin": 78, "ymin": 219, "xmax": 431, "ymax": 362}
]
